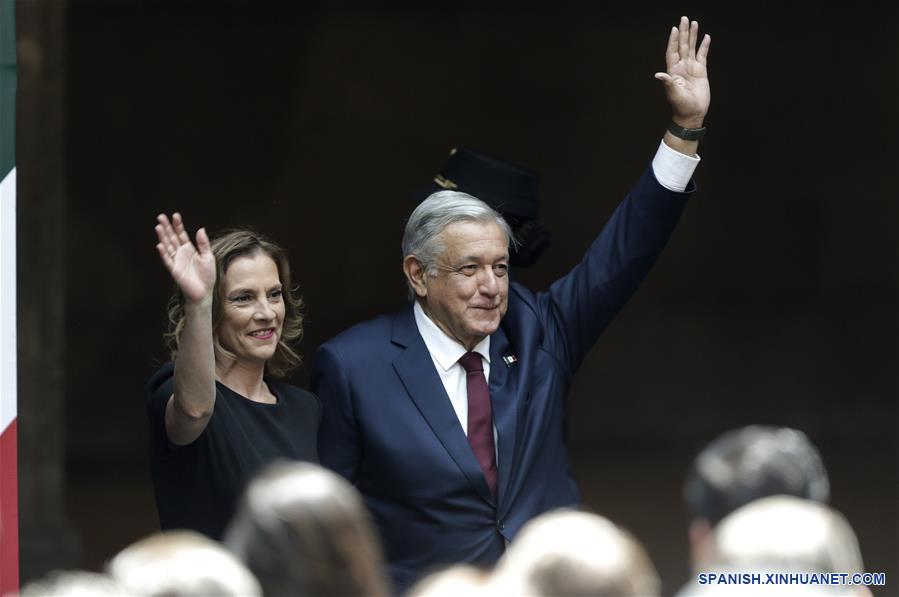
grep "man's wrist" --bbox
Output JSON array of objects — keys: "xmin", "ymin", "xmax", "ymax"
[
  {"xmin": 662, "ymin": 131, "xmax": 700, "ymax": 158},
  {"xmin": 672, "ymin": 115, "xmax": 706, "ymax": 129},
  {"xmin": 668, "ymin": 122, "xmax": 707, "ymax": 141}
]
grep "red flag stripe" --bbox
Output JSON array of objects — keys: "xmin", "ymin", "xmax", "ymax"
[{"xmin": 0, "ymin": 419, "xmax": 18, "ymax": 594}]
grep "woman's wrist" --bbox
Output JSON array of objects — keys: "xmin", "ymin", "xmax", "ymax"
[{"xmin": 183, "ymin": 295, "xmax": 214, "ymax": 315}]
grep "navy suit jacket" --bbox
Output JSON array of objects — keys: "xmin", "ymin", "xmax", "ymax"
[{"xmin": 311, "ymin": 165, "xmax": 693, "ymax": 590}]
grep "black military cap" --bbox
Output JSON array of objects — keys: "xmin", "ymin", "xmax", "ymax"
[{"xmin": 410, "ymin": 147, "xmax": 551, "ymax": 267}]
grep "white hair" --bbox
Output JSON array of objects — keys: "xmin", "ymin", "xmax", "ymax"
[
  {"xmin": 494, "ymin": 509, "xmax": 661, "ymax": 597},
  {"xmin": 709, "ymin": 495, "xmax": 864, "ymax": 573},
  {"xmin": 107, "ymin": 530, "xmax": 262, "ymax": 596},
  {"xmin": 20, "ymin": 570, "xmax": 125, "ymax": 596},
  {"xmin": 402, "ymin": 190, "xmax": 516, "ymax": 298},
  {"xmin": 406, "ymin": 564, "xmax": 492, "ymax": 597}
]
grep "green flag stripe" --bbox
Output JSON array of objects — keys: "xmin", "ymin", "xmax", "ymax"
[{"xmin": 0, "ymin": 0, "xmax": 15, "ymax": 178}]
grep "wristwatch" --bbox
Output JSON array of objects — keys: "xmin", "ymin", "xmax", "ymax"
[{"xmin": 668, "ymin": 122, "xmax": 707, "ymax": 141}]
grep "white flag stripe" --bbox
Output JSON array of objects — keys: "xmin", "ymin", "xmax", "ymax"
[{"xmin": 0, "ymin": 167, "xmax": 16, "ymax": 433}]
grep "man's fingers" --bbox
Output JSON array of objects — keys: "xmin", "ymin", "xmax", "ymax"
[
  {"xmin": 678, "ymin": 16, "xmax": 690, "ymax": 60},
  {"xmin": 688, "ymin": 20, "xmax": 699, "ymax": 59},
  {"xmin": 664, "ymin": 26, "xmax": 679, "ymax": 70},
  {"xmin": 696, "ymin": 34, "xmax": 711, "ymax": 64},
  {"xmin": 654, "ymin": 72, "xmax": 672, "ymax": 82}
]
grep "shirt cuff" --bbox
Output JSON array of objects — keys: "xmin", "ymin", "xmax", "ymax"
[{"xmin": 651, "ymin": 140, "xmax": 700, "ymax": 192}]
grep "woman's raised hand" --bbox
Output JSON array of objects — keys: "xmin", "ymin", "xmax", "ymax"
[{"xmin": 155, "ymin": 213, "xmax": 216, "ymax": 304}]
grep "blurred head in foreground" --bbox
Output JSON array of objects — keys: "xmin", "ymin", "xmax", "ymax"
[
  {"xmin": 709, "ymin": 495, "xmax": 864, "ymax": 573},
  {"xmin": 405, "ymin": 564, "xmax": 492, "ymax": 597},
  {"xmin": 107, "ymin": 529, "xmax": 261, "ymax": 596},
  {"xmin": 684, "ymin": 425, "xmax": 830, "ymax": 568},
  {"xmin": 679, "ymin": 495, "xmax": 869, "ymax": 597},
  {"xmin": 224, "ymin": 460, "xmax": 389, "ymax": 597},
  {"xmin": 20, "ymin": 570, "xmax": 125, "ymax": 596},
  {"xmin": 492, "ymin": 508, "xmax": 660, "ymax": 597}
]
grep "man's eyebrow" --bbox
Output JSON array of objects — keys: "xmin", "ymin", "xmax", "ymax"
[{"xmin": 457, "ymin": 253, "xmax": 508, "ymax": 262}]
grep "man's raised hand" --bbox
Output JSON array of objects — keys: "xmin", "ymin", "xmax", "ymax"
[{"xmin": 655, "ymin": 16, "xmax": 711, "ymax": 128}]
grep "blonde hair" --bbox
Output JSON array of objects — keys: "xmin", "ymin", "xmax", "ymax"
[
  {"xmin": 164, "ymin": 228, "xmax": 304, "ymax": 378},
  {"xmin": 107, "ymin": 530, "xmax": 262, "ymax": 596},
  {"xmin": 494, "ymin": 509, "xmax": 660, "ymax": 597},
  {"xmin": 407, "ymin": 565, "xmax": 493, "ymax": 596}
]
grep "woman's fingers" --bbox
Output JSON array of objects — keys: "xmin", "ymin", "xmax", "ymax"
[
  {"xmin": 196, "ymin": 227, "xmax": 211, "ymax": 256},
  {"xmin": 156, "ymin": 242, "xmax": 170, "ymax": 264},
  {"xmin": 172, "ymin": 212, "xmax": 192, "ymax": 246},
  {"xmin": 155, "ymin": 215, "xmax": 177, "ymax": 258},
  {"xmin": 155, "ymin": 214, "xmax": 172, "ymax": 245},
  {"xmin": 155, "ymin": 213, "xmax": 187, "ymax": 263},
  {"xmin": 155, "ymin": 213, "xmax": 210, "ymax": 278}
]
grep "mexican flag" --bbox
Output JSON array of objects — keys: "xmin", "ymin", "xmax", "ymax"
[{"xmin": 0, "ymin": 0, "xmax": 17, "ymax": 592}]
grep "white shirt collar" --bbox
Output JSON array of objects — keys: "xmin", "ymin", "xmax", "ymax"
[{"xmin": 413, "ymin": 300, "xmax": 491, "ymax": 371}]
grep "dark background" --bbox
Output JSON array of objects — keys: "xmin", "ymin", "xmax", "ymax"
[{"xmin": 15, "ymin": 1, "xmax": 898, "ymax": 595}]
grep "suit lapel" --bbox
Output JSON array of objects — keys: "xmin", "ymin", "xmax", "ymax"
[
  {"xmin": 391, "ymin": 308, "xmax": 496, "ymax": 507},
  {"xmin": 489, "ymin": 324, "xmax": 520, "ymax": 509}
]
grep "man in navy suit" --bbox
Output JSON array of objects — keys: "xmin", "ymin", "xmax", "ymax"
[{"xmin": 312, "ymin": 16, "xmax": 711, "ymax": 590}]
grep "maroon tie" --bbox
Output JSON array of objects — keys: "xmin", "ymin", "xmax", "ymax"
[{"xmin": 458, "ymin": 351, "xmax": 497, "ymax": 497}]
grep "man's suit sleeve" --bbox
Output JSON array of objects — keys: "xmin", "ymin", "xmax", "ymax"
[
  {"xmin": 310, "ymin": 342, "xmax": 361, "ymax": 482},
  {"xmin": 537, "ymin": 166, "xmax": 692, "ymax": 373}
]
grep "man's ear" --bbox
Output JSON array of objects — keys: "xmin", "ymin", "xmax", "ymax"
[{"xmin": 403, "ymin": 255, "xmax": 429, "ymax": 298}]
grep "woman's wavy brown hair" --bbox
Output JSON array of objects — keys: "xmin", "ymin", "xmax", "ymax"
[{"xmin": 164, "ymin": 228, "xmax": 304, "ymax": 378}]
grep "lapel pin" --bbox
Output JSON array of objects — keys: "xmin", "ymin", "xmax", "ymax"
[{"xmin": 502, "ymin": 354, "xmax": 518, "ymax": 367}]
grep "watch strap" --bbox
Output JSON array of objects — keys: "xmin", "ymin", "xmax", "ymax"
[{"xmin": 668, "ymin": 122, "xmax": 707, "ymax": 140}]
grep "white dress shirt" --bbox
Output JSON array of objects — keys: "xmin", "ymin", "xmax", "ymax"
[{"xmin": 413, "ymin": 300, "xmax": 490, "ymax": 436}]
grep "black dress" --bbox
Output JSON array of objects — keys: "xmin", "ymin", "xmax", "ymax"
[{"xmin": 145, "ymin": 363, "xmax": 321, "ymax": 539}]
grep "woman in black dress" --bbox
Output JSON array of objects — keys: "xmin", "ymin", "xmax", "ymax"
[{"xmin": 146, "ymin": 213, "xmax": 320, "ymax": 539}]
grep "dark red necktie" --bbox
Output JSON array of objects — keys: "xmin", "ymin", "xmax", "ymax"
[{"xmin": 458, "ymin": 351, "xmax": 497, "ymax": 497}]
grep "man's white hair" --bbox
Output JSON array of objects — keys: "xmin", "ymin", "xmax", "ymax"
[{"xmin": 402, "ymin": 190, "xmax": 515, "ymax": 298}]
